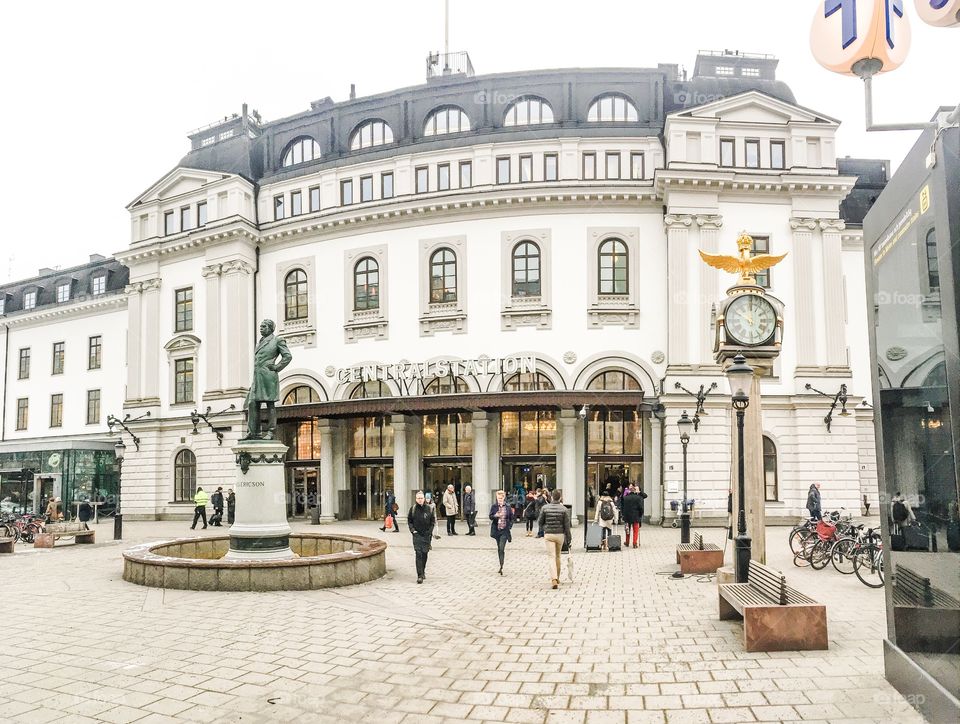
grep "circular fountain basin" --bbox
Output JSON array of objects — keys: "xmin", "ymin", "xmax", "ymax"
[{"xmin": 122, "ymin": 533, "xmax": 386, "ymax": 591}]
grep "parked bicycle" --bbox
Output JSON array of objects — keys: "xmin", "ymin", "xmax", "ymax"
[{"xmin": 852, "ymin": 528, "xmax": 884, "ymax": 588}]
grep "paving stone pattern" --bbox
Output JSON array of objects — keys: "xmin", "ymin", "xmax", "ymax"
[{"xmin": 0, "ymin": 519, "xmax": 925, "ymax": 723}]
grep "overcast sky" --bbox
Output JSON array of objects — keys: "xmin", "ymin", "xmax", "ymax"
[{"xmin": 0, "ymin": 0, "xmax": 956, "ymax": 283}]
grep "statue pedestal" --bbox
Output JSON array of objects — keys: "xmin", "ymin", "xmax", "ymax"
[{"xmin": 224, "ymin": 440, "xmax": 295, "ymax": 561}]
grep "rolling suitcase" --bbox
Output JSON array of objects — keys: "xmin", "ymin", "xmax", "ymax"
[
  {"xmin": 586, "ymin": 522, "xmax": 603, "ymax": 551},
  {"xmin": 607, "ymin": 534, "xmax": 622, "ymax": 552}
]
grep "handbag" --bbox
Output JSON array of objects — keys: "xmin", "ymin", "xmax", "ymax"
[{"xmin": 384, "ymin": 515, "xmax": 393, "ymax": 530}]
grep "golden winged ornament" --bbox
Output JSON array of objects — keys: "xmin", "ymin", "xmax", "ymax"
[{"xmin": 699, "ymin": 232, "xmax": 787, "ymax": 285}]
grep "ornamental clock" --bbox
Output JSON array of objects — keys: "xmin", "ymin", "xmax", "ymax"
[{"xmin": 723, "ymin": 293, "xmax": 778, "ymax": 347}]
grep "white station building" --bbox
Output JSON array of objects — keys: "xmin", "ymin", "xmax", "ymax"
[{"xmin": 0, "ymin": 51, "xmax": 886, "ymax": 524}]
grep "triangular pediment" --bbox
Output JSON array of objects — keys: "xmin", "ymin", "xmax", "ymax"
[
  {"xmin": 670, "ymin": 91, "xmax": 838, "ymax": 126},
  {"xmin": 127, "ymin": 167, "xmax": 232, "ymax": 209}
]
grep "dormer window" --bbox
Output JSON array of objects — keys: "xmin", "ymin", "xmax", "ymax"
[
  {"xmin": 504, "ymin": 96, "xmax": 554, "ymax": 126},
  {"xmin": 23, "ymin": 290, "xmax": 37, "ymax": 310},
  {"xmin": 423, "ymin": 106, "xmax": 470, "ymax": 136},
  {"xmin": 281, "ymin": 136, "xmax": 322, "ymax": 167},
  {"xmin": 56, "ymin": 282, "xmax": 71, "ymax": 303},
  {"xmin": 715, "ymin": 65, "xmax": 734, "ymax": 76},
  {"xmin": 92, "ymin": 276, "xmax": 106, "ymax": 295},
  {"xmin": 350, "ymin": 120, "xmax": 394, "ymax": 150},
  {"xmin": 587, "ymin": 94, "xmax": 639, "ymax": 123}
]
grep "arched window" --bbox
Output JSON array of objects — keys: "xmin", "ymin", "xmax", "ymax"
[
  {"xmin": 350, "ymin": 381, "xmax": 391, "ymax": 399},
  {"xmin": 284, "ymin": 269, "xmax": 309, "ymax": 321},
  {"xmin": 511, "ymin": 241, "xmax": 541, "ymax": 297},
  {"xmin": 504, "ymin": 372, "xmax": 554, "ymax": 391},
  {"xmin": 504, "ymin": 96, "xmax": 554, "ymax": 126},
  {"xmin": 282, "ymin": 386, "xmax": 320, "ymax": 405},
  {"xmin": 350, "ymin": 119, "xmax": 394, "ymax": 150},
  {"xmin": 281, "ymin": 136, "xmax": 322, "ymax": 167},
  {"xmin": 429, "ymin": 248, "xmax": 457, "ymax": 303},
  {"xmin": 352, "ymin": 257, "xmax": 380, "ymax": 311},
  {"xmin": 173, "ymin": 449, "xmax": 197, "ymax": 502},
  {"xmin": 587, "ymin": 94, "xmax": 639, "ymax": 122},
  {"xmin": 423, "ymin": 106, "xmax": 470, "ymax": 136},
  {"xmin": 598, "ymin": 239, "xmax": 628, "ymax": 295},
  {"xmin": 763, "ymin": 436, "xmax": 778, "ymax": 501},
  {"xmin": 587, "ymin": 371, "xmax": 642, "ymax": 391},
  {"xmin": 424, "ymin": 376, "xmax": 469, "ymax": 395}
]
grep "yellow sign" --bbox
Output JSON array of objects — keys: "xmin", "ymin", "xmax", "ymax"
[{"xmin": 920, "ymin": 185, "xmax": 930, "ymax": 214}]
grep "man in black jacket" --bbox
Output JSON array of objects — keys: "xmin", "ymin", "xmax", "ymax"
[
  {"xmin": 463, "ymin": 485, "xmax": 477, "ymax": 535},
  {"xmin": 537, "ymin": 490, "xmax": 571, "ymax": 589},
  {"xmin": 620, "ymin": 484, "xmax": 647, "ymax": 549},
  {"xmin": 407, "ymin": 491, "xmax": 436, "ymax": 584},
  {"xmin": 210, "ymin": 487, "xmax": 225, "ymax": 527}
]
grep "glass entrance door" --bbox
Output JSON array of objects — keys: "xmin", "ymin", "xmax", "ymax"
[
  {"xmin": 502, "ymin": 461, "xmax": 557, "ymax": 499},
  {"xmin": 349, "ymin": 464, "xmax": 393, "ymax": 520},
  {"xmin": 587, "ymin": 461, "xmax": 643, "ymax": 515},
  {"xmin": 423, "ymin": 462, "xmax": 472, "ymax": 517},
  {"xmin": 287, "ymin": 466, "xmax": 319, "ymax": 519}
]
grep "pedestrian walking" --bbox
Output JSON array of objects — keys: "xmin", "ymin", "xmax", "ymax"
[
  {"xmin": 407, "ymin": 490, "xmax": 436, "ymax": 584},
  {"xmin": 535, "ymin": 488, "xmax": 549, "ymax": 538},
  {"xmin": 620, "ymin": 484, "xmax": 647, "ymax": 548},
  {"xmin": 593, "ymin": 487, "xmax": 618, "ymax": 550},
  {"xmin": 380, "ymin": 489, "xmax": 400, "ymax": 532},
  {"xmin": 425, "ymin": 492, "xmax": 441, "ymax": 540},
  {"xmin": 226, "ymin": 489, "xmax": 236, "ymax": 524},
  {"xmin": 523, "ymin": 491, "xmax": 538, "ymax": 537},
  {"xmin": 806, "ymin": 482, "xmax": 822, "ymax": 520},
  {"xmin": 210, "ymin": 487, "xmax": 225, "ymax": 526},
  {"xmin": 191, "ymin": 487, "xmax": 209, "ymax": 529},
  {"xmin": 78, "ymin": 500, "xmax": 93, "ymax": 530},
  {"xmin": 463, "ymin": 485, "xmax": 477, "ymax": 535},
  {"xmin": 538, "ymin": 489, "xmax": 572, "ymax": 589},
  {"xmin": 489, "ymin": 489, "xmax": 515, "ymax": 575},
  {"xmin": 443, "ymin": 484, "xmax": 459, "ymax": 535}
]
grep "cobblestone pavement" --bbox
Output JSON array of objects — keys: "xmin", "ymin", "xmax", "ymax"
[{"xmin": 0, "ymin": 518, "xmax": 926, "ymax": 724}]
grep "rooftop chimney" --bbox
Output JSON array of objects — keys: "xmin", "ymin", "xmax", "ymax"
[
  {"xmin": 89, "ymin": 254, "xmax": 106, "ymax": 263},
  {"xmin": 349, "ymin": 84, "xmax": 356, "ymax": 100}
]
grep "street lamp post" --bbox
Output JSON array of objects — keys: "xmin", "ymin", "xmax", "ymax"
[
  {"xmin": 677, "ymin": 410, "xmax": 694, "ymax": 544},
  {"xmin": 114, "ymin": 439, "xmax": 126, "ymax": 540},
  {"xmin": 726, "ymin": 353, "xmax": 753, "ymax": 583}
]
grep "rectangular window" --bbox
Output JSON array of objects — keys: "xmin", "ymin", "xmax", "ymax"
[
  {"xmin": 88, "ymin": 335, "xmax": 102, "ymax": 370},
  {"xmin": 174, "ymin": 358, "xmax": 194, "ymax": 404},
  {"xmin": 715, "ymin": 65, "xmax": 734, "ymax": 76},
  {"xmin": 16, "ymin": 398, "xmax": 28, "ymax": 430},
  {"xmin": 745, "ymin": 139, "xmax": 760, "ymax": 168},
  {"xmin": 197, "ymin": 201, "xmax": 208, "ymax": 226},
  {"xmin": 770, "ymin": 140, "xmax": 785, "ymax": 170},
  {"xmin": 582, "ymin": 152, "xmax": 596, "ymax": 180},
  {"xmin": 605, "ymin": 152, "xmax": 621, "ymax": 180},
  {"xmin": 519, "ymin": 154, "xmax": 533, "ymax": 183},
  {"xmin": 359, "ymin": 176, "xmax": 374, "ymax": 202},
  {"xmin": 180, "ymin": 206, "xmax": 192, "ymax": 231},
  {"xmin": 175, "ymin": 287, "xmax": 193, "ymax": 332},
  {"xmin": 24, "ymin": 290, "xmax": 36, "ymax": 310},
  {"xmin": 437, "ymin": 164, "xmax": 450, "ymax": 191},
  {"xmin": 340, "ymin": 179, "xmax": 353, "ymax": 205},
  {"xmin": 381, "ymin": 172, "xmax": 394, "ymax": 199},
  {"xmin": 741, "ymin": 67, "xmax": 760, "ymax": 77},
  {"xmin": 544, "ymin": 153, "xmax": 558, "ymax": 181},
  {"xmin": 750, "ymin": 235, "xmax": 772, "ymax": 288},
  {"xmin": 290, "ymin": 190, "xmax": 302, "ymax": 216},
  {"xmin": 720, "ymin": 138, "xmax": 735, "ymax": 167},
  {"xmin": 630, "ymin": 152, "xmax": 645, "ymax": 180},
  {"xmin": 52, "ymin": 342, "xmax": 64, "ymax": 375},
  {"xmin": 87, "ymin": 389, "xmax": 101, "ymax": 425},
  {"xmin": 92, "ymin": 276, "xmax": 106, "ymax": 295},
  {"xmin": 18, "ymin": 348, "xmax": 30, "ymax": 379},
  {"xmin": 56, "ymin": 282, "xmax": 70, "ymax": 303},
  {"xmin": 500, "ymin": 410, "xmax": 557, "ymax": 456},
  {"xmin": 50, "ymin": 394, "xmax": 63, "ymax": 428},
  {"xmin": 309, "ymin": 186, "xmax": 321, "ymax": 211},
  {"xmin": 415, "ymin": 166, "xmax": 429, "ymax": 193},
  {"xmin": 496, "ymin": 156, "xmax": 511, "ymax": 184},
  {"xmin": 273, "ymin": 194, "xmax": 285, "ymax": 220},
  {"xmin": 164, "ymin": 210, "xmax": 176, "ymax": 235},
  {"xmin": 459, "ymin": 161, "xmax": 472, "ymax": 188}
]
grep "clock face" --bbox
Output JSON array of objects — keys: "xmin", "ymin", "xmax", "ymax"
[{"xmin": 725, "ymin": 294, "xmax": 777, "ymax": 346}]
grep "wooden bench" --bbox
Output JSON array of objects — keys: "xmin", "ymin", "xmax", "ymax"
[
  {"xmin": 0, "ymin": 536, "xmax": 14, "ymax": 554},
  {"xmin": 33, "ymin": 523, "xmax": 95, "ymax": 548},
  {"xmin": 892, "ymin": 565, "xmax": 960, "ymax": 652},
  {"xmin": 719, "ymin": 560, "xmax": 828, "ymax": 652},
  {"xmin": 676, "ymin": 532, "xmax": 723, "ymax": 574}
]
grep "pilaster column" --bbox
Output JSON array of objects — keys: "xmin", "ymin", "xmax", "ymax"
[
  {"xmin": 221, "ymin": 260, "xmax": 254, "ymax": 391},
  {"xmin": 558, "ymin": 409, "xmax": 579, "ymax": 525},
  {"xmin": 696, "ymin": 214, "xmax": 723, "ymax": 365},
  {"xmin": 665, "ymin": 214, "xmax": 694, "ymax": 367},
  {"xmin": 317, "ymin": 419, "xmax": 335, "ymax": 522},
  {"xmin": 472, "ymin": 412, "xmax": 490, "ymax": 512},
  {"xmin": 391, "ymin": 415, "xmax": 409, "ymax": 516},
  {"xmin": 647, "ymin": 414, "xmax": 663, "ymax": 524},
  {"xmin": 790, "ymin": 218, "xmax": 819, "ymax": 370},
  {"xmin": 140, "ymin": 278, "xmax": 162, "ymax": 403},
  {"xmin": 201, "ymin": 264, "xmax": 223, "ymax": 394},
  {"xmin": 124, "ymin": 282, "xmax": 143, "ymax": 402},
  {"xmin": 820, "ymin": 219, "xmax": 847, "ymax": 368}
]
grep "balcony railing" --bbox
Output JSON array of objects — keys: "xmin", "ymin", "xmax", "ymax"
[{"xmin": 426, "ymin": 51, "xmax": 474, "ymax": 80}]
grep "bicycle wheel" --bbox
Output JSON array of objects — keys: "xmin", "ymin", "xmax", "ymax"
[
  {"xmin": 854, "ymin": 545, "xmax": 884, "ymax": 588},
  {"xmin": 830, "ymin": 538, "xmax": 856, "ymax": 575},
  {"xmin": 810, "ymin": 539, "xmax": 832, "ymax": 570},
  {"xmin": 793, "ymin": 548, "xmax": 811, "ymax": 567},
  {"xmin": 789, "ymin": 527, "xmax": 813, "ymax": 555}
]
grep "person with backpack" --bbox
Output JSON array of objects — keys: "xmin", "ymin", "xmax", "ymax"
[
  {"xmin": 523, "ymin": 491, "xmax": 538, "ymax": 536},
  {"xmin": 805, "ymin": 482, "xmax": 822, "ymax": 521},
  {"xmin": 593, "ymin": 487, "xmax": 619, "ymax": 550},
  {"xmin": 210, "ymin": 487, "xmax": 225, "ymax": 527},
  {"xmin": 890, "ymin": 492, "xmax": 915, "ymax": 528}
]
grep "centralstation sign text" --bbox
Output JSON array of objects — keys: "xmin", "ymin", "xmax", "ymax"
[{"xmin": 332, "ymin": 355, "xmax": 537, "ymax": 384}]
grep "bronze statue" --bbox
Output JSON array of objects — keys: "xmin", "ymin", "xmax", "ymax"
[{"xmin": 244, "ymin": 319, "xmax": 292, "ymax": 440}]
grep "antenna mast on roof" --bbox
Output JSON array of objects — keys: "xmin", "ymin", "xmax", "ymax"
[{"xmin": 443, "ymin": 0, "xmax": 450, "ymax": 72}]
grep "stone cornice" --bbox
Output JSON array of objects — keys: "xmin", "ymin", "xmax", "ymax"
[
  {"xmin": 0, "ymin": 292, "xmax": 126, "ymax": 329},
  {"xmin": 115, "ymin": 217, "xmax": 259, "ymax": 265},
  {"xmin": 657, "ymin": 170, "xmax": 857, "ymax": 198}
]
